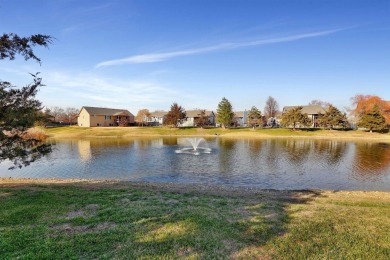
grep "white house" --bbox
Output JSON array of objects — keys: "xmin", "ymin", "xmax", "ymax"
[{"xmin": 148, "ymin": 111, "xmax": 167, "ymax": 126}]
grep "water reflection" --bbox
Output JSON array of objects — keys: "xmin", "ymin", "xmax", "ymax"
[
  {"xmin": 78, "ymin": 140, "xmax": 92, "ymax": 162},
  {"xmin": 1, "ymin": 137, "xmax": 390, "ymax": 191},
  {"xmin": 218, "ymin": 138, "xmax": 236, "ymax": 174},
  {"xmin": 163, "ymin": 137, "xmax": 178, "ymax": 146},
  {"xmin": 313, "ymin": 141, "xmax": 347, "ymax": 166},
  {"xmin": 352, "ymin": 142, "xmax": 390, "ymax": 179}
]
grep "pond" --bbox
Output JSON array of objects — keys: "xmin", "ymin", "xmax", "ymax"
[{"xmin": 1, "ymin": 137, "xmax": 390, "ymax": 191}]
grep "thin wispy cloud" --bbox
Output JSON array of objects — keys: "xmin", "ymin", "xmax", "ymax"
[
  {"xmin": 39, "ymin": 70, "xmax": 183, "ymax": 110},
  {"xmin": 96, "ymin": 28, "xmax": 346, "ymax": 68}
]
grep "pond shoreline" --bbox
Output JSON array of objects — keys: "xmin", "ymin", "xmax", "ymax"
[
  {"xmin": 1, "ymin": 178, "xmax": 389, "ymax": 196},
  {"xmin": 44, "ymin": 126, "xmax": 390, "ymax": 142}
]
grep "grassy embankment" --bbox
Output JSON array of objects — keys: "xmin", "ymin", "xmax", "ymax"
[
  {"xmin": 0, "ymin": 179, "xmax": 389, "ymax": 259},
  {"xmin": 45, "ymin": 126, "xmax": 390, "ymax": 141}
]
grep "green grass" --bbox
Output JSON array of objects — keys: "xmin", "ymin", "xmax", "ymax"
[
  {"xmin": 1, "ymin": 182, "xmax": 389, "ymax": 259},
  {"xmin": 44, "ymin": 126, "xmax": 390, "ymax": 141}
]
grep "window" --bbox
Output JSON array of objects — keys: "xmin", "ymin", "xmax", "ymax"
[{"xmin": 105, "ymin": 116, "xmax": 111, "ymax": 120}]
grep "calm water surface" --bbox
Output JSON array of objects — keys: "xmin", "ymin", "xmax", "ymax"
[{"xmin": 1, "ymin": 137, "xmax": 390, "ymax": 191}]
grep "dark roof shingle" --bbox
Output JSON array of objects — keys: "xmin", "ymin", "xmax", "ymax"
[{"xmin": 81, "ymin": 106, "xmax": 134, "ymax": 116}]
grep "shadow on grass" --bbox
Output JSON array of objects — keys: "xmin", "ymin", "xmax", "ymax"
[
  {"xmin": 0, "ymin": 183, "xmax": 325, "ymax": 259},
  {"xmin": 124, "ymin": 188, "xmax": 324, "ymax": 259}
]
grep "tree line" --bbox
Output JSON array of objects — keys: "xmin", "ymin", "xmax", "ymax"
[
  {"xmin": 134, "ymin": 96, "xmax": 280, "ymax": 128},
  {"xmin": 42, "ymin": 106, "xmax": 79, "ymax": 125},
  {"xmin": 135, "ymin": 95, "xmax": 390, "ymax": 132}
]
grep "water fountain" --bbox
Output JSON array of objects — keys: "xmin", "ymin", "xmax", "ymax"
[{"xmin": 175, "ymin": 137, "xmax": 212, "ymax": 155}]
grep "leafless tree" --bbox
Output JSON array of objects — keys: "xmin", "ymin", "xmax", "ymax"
[
  {"xmin": 264, "ymin": 96, "xmax": 279, "ymax": 118},
  {"xmin": 135, "ymin": 109, "xmax": 151, "ymax": 126},
  {"xmin": 62, "ymin": 107, "xmax": 79, "ymax": 124},
  {"xmin": 50, "ymin": 106, "xmax": 65, "ymax": 122},
  {"xmin": 308, "ymin": 99, "xmax": 331, "ymax": 109}
]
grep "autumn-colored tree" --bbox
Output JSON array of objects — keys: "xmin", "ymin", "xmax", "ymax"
[
  {"xmin": 247, "ymin": 106, "xmax": 262, "ymax": 128},
  {"xmin": 281, "ymin": 106, "xmax": 312, "ymax": 130},
  {"xmin": 194, "ymin": 110, "xmax": 209, "ymax": 127},
  {"xmin": 164, "ymin": 103, "xmax": 186, "ymax": 127},
  {"xmin": 135, "ymin": 109, "xmax": 151, "ymax": 126},
  {"xmin": 357, "ymin": 105, "xmax": 387, "ymax": 133},
  {"xmin": 318, "ymin": 105, "xmax": 348, "ymax": 129},
  {"xmin": 351, "ymin": 94, "xmax": 390, "ymax": 124}
]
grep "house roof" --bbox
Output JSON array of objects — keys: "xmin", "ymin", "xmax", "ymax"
[
  {"xmin": 282, "ymin": 105, "xmax": 326, "ymax": 115},
  {"xmin": 185, "ymin": 110, "xmax": 214, "ymax": 118},
  {"xmin": 80, "ymin": 106, "xmax": 134, "ymax": 117},
  {"xmin": 234, "ymin": 111, "xmax": 246, "ymax": 118},
  {"xmin": 150, "ymin": 111, "xmax": 167, "ymax": 117}
]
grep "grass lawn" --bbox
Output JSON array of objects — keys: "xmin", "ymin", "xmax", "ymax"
[
  {"xmin": 45, "ymin": 126, "xmax": 390, "ymax": 141},
  {"xmin": 1, "ymin": 180, "xmax": 389, "ymax": 259}
]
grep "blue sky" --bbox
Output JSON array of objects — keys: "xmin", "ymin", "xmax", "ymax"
[{"xmin": 1, "ymin": 0, "xmax": 389, "ymax": 113}]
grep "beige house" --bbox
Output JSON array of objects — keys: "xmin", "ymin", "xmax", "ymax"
[
  {"xmin": 282, "ymin": 105, "xmax": 326, "ymax": 127},
  {"xmin": 77, "ymin": 106, "xmax": 135, "ymax": 127},
  {"xmin": 180, "ymin": 110, "xmax": 215, "ymax": 127}
]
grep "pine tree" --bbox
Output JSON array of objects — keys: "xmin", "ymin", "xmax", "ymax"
[
  {"xmin": 216, "ymin": 97, "xmax": 234, "ymax": 129},
  {"xmin": 281, "ymin": 106, "xmax": 312, "ymax": 130},
  {"xmin": 247, "ymin": 106, "xmax": 262, "ymax": 128},
  {"xmin": 357, "ymin": 105, "xmax": 387, "ymax": 133},
  {"xmin": 318, "ymin": 105, "xmax": 348, "ymax": 129},
  {"xmin": 1, "ymin": 33, "xmax": 53, "ymax": 169},
  {"xmin": 194, "ymin": 110, "xmax": 208, "ymax": 127}
]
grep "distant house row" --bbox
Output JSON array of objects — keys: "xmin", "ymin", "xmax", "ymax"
[
  {"xmin": 77, "ymin": 105, "xmax": 326, "ymax": 127},
  {"xmin": 77, "ymin": 106, "xmax": 252, "ymax": 127}
]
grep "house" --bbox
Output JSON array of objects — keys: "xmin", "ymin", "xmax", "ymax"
[
  {"xmin": 282, "ymin": 105, "xmax": 326, "ymax": 127},
  {"xmin": 77, "ymin": 106, "xmax": 135, "ymax": 127},
  {"xmin": 148, "ymin": 111, "xmax": 167, "ymax": 126},
  {"xmin": 233, "ymin": 111, "xmax": 248, "ymax": 127},
  {"xmin": 180, "ymin": 110, "xmax": 215, "ymax": 127}
]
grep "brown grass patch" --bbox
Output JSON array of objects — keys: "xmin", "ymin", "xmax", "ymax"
[
  {"xmin": 230, "ymin": 245, "xmax": 272, "ymax": 260},
  {"xmin": 65, "ymin": 204, "xmax": 100, "ymax": 219},
  {"xmin": 50, "ymin": 222, "xmax": 117, "ymax": 234},
  {"xmin": 23, "ymin": 128, "xmax": 48, "ymax": 141}
]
